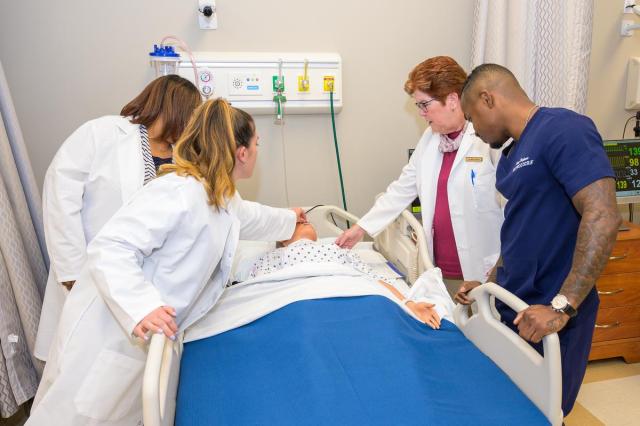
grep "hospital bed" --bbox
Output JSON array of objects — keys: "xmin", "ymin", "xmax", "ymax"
[{"xmin": 142, "ymin": 206, "xmax": 563, "ymax": 426}]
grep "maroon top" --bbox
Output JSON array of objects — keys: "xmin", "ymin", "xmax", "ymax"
[{"xmin": 432, "ymin": 130, "xmax": 463, "ymax": 279}]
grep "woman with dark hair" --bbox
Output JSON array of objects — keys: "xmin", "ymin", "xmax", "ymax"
[
  {"xmin": 28, "ymin": 98, "xmax": 303, "ymax": 425},
  {"xmin": 35, "ymin": 75, "xmax": 202, "ymax": 361},
  {"xmin": 336, "ymin": 56, "xmax": 503, "ymax": 297}
]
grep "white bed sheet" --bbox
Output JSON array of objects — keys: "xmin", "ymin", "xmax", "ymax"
[{"xmin": 185, "ymin": 263, "xmax": 453, "ymax": 343}]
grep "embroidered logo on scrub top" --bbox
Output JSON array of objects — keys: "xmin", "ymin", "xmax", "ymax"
[{"xmin": 512, "ymin": 156, "xmax": 535, "ymax": 173}]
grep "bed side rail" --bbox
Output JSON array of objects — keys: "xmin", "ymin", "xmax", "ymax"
[
  {"xmin": 400, "ymin": 209, "xmax": 433, "ymax": 278},
  {"xmin": 305, "ymin": 204, "xmax": 433, "ymax": 286},
  {"xmin": 454, "ymin": 283, "xmax": 563, "ymax": 426},
  {"xmin": 373, "ymin": 209, "xmax": 434, "ymax": 285},
  {"xmin": 305, "ymin": 205, "xmax": 360, "ymax": 238},
  {"xmin": 142, "ymin": 333, "xmax": 184, "ymax": 426}
]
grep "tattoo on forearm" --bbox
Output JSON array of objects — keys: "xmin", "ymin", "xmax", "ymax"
[
  {"xmin": 561, "ymin": 178, "xmax": 621, "ymax": 307},
  {"xmin": 546, "ymin": 316, "xmax": 564, "ymax": 333}
]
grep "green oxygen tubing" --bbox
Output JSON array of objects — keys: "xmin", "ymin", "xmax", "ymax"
[{"xmin": 329, "ymin": 89, "xmax": 348, "ymax": 212}]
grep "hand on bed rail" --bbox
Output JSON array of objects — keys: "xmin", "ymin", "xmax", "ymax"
[
  {"xmin": 454, "ymin": 280, "xmax": 482, "ymax": 305},
  {"xmin": 513, "ymin": 305, "xmax": 569, "ymax": 344},
  {"xmin": 134, "ymin": 305, "xmax": 178, "ymax": 341},
  {"xmin": 335, "ymin": 224, "xmax": 366, "ymax": 248}
]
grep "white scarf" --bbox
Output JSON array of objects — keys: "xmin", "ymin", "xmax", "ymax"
[{"xmin": 438, "ymin": 121, "xmax": 468, "ymax": 153}]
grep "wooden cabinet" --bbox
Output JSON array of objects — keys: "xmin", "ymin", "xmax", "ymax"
[{"xmin": 589, "ymin": 222, "xmax": 640, "ymax": 363}]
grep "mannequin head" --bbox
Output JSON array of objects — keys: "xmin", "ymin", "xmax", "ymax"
[{"xmin": 280, "ymin": 222, "xmax": 318, "ymax": 247}]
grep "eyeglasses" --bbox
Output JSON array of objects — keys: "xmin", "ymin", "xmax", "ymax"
[{"xmin": 415, "ymin": 98, "xmax": 437, "ymax": 112}]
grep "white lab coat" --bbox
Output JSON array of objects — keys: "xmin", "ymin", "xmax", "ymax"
[
  {"xmin": 35, "ymin": 115, "xmax": 147, "ymax": 360},
  {"xmin": 27, "ymin": 173, "xmax": 296, "ymax": 426},
  {"xmin": 358, "ymin": 123, "xmax": 503, "ymax": 282}
]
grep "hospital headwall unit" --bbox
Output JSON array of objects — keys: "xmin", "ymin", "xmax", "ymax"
[{"xmin": 177, "ymin": 52, "xmax": 343, "ymax": 115}]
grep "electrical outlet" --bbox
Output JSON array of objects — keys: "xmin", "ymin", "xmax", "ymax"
[
  {"xmin": 323, "ymin": 76, "xmax": 335, "ymax": 92},
  {"xmin": 624, "ymin": 0, "xmax": 635, "ymax": 14}
]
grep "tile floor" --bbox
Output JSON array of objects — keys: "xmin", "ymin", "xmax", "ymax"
[{"xmin": 565, "ymin": 358, "xmax": 640, "ymax": 426}]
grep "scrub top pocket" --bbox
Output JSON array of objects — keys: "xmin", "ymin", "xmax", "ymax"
[
  {"xmin": 74, "ymin": 348, "xmax": 145, "ymax": 421},
  {"xmin": 471, "ymin": 170, "xmax": 499, "ymax": 213}
]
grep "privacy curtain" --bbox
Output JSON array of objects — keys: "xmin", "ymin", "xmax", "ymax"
[
  {"xmin": 470, "ymin": 0, "xmax": 594, "ymax": 113},
  {"xmin": 0, "ymin": 60, "xmax": 47, "ymax": 418}
]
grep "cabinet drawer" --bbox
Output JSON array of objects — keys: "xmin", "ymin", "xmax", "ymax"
[
  {"xmin": 602, "ymin": 240, "xmax": 640, "ymax": 274},
  {"xmin": 592, "ymin": 306, "xmax": 640, "ymax": 342},
  {"xmin": 596, "ymin": 272, "xmax": 640, "ymax": 309}
]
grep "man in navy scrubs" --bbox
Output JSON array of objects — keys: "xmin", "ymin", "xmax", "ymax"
[{"xmin": 456, "ymin": 63, "xmax": 621, "ymax": 415}]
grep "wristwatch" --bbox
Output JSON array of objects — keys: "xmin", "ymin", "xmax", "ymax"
[{"xmin": 551, "ymin": 294, "xmax": 577, "ymax": 318}]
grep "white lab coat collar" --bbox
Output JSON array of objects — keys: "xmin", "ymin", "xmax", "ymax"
[{"xmin": 115, "ymin": 116, "xmax": 139, "ymax": 133}]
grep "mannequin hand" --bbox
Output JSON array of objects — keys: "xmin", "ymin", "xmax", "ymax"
[
  {"xmin": 406, "ymin": 301, "xmax": 441, "ymax": 329},
  {"xmin": 290, "ymin": 207, "xmax": 308, "ymax": 223},
  {"xmin": 454, "ymin": 281, "xmax": 482, "ymax": 305},
  {"xmin": 134, "ymin": 306, "xmax": 178, "ymax": 341},
  {"xmin": 335, "ymin": 224, "xmax": 366, "ymax": 248}
]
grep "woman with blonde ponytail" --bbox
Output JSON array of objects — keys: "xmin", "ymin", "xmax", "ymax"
[
  {"xmin": 161, "ymin": 98, "xmax": 256, "ymax": 208},
  {"xmin": 28, "ymin": 98, "xmax": 305, "ymax": 426},
  {"xmin": 36, "ymin": 75, "xmax": 201, "ymax": 361}
]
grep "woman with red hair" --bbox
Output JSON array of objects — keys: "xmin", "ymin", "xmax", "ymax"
[{"xmin": 336, "ymin": 56, "xmax": 503, "ymax": 297}]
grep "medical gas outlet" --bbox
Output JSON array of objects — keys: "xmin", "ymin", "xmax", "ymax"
[
  {"xmin": 272, "ymin": 75, "xmax": 285, "ymax": 92},
  {"xmin": 298, "ymin": 59, "xmax": 311, "ymax": 92},
  {"xmin": 199, "ymin": 70, "xmax": 214, "ymax": 98},
  {"xmin": 323, "ymin": 76, "xmax": 335, "ymax": 92},
  {"xmin": 272, "ymin": 75, "xmax": 286, "ymax": 123},
  {"xmin": 298, "ymin": 76, "xmax": 310, "ymax": 92}
]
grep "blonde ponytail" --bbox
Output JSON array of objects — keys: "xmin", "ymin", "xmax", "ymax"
[{"xmin": 159, "ymin": 98, "xmax": 255, "ymax": 208}]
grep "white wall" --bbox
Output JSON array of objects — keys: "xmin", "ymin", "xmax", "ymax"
[
  {"xmin": 3, "ymin": 0, "xmax": 635, "ymax": 219},
  {"xmin": 0, "ymin": 0, "xmax": 473, "ymax": 216},
  {"xmin": 586, "ymin": 0, "xmax": 640, "ymax": 223},
  {"xmin": 586, "ymin": 0, "xmax": 640, "ymax": 140}
]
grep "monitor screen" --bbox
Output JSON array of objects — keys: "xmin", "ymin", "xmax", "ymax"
[{"xmin": 603, "ymin": 139, "xmax": 640, "ymax": 198}]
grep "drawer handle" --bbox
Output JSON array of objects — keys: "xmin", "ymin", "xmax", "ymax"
[
  {"xmin": 609, "ymin": 254, "xmax": 628, "ymax": 261},
  {"xmin": 595, "ymin": 321, "xmax": 621, "ymax": 329},
  {"xmin": 598, "ymin": 289, "xmax": 624, "ymax": 296}
]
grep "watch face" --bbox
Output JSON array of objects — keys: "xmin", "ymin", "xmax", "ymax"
[{"xmin": 551, "ymin": 294, "xmax": 568, "ymax": 310}]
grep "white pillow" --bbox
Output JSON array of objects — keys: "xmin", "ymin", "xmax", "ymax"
[{"xmin": 231, "ymin": 240, "xmax": 275, "ymax": 283}]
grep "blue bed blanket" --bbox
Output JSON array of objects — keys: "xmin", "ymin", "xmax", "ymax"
[{"xmin": 177, "ymin": 295, "xmax": 548, "ymax": 425}]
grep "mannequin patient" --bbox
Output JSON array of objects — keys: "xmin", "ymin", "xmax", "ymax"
[{"xmin": 249, "ymin": 222, "xmax": 442, "ymax": 329}]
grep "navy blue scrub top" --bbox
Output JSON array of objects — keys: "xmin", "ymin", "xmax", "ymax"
[{"xmin": 495, "ymin": 107, "xmax": 614, "ymax": 323}]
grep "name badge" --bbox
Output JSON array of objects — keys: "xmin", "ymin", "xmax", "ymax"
[{"xmin": 465, "ymin": 156, "xmax": 483, "ymax": 163}]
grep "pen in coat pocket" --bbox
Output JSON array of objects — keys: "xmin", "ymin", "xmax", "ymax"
[{"xmin": 471, "ymin": 169, "xmax": 476, "ymax": 186}]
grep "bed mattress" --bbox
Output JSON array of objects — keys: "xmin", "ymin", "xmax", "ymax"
[{"xmin": 176, "ymin": 295, "xmax": 548, "ymax": 425}]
